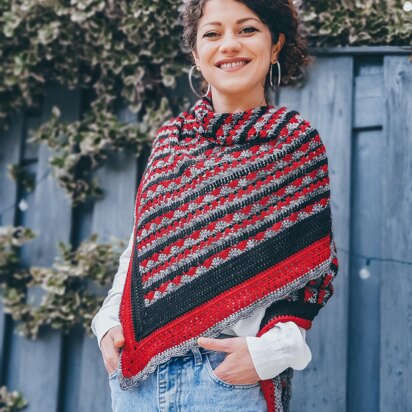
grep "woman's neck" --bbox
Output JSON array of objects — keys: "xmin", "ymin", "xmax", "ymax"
[{"xmin": 209, "ymin": 89, "xmax": 267, "ymax": 113}]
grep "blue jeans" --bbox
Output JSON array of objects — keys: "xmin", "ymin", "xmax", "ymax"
[{"xmin": 109, "ymin": 334, "xmax": 268, "ymax": 411}]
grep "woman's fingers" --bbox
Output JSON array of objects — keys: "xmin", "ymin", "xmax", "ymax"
[
  {"xmin": 103, "ymin": 343, "xmax": 119, "ymax": 374},
  {"xmin": 101, "ymin": 325, "xmax": 124, "ymax": 374},
  {"xmin": 111, "ymin": 326, "xmax": 125, "ymax": 348}
]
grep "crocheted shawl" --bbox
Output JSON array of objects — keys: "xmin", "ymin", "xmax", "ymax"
[{"xmin": 118, "ymin": 91, "xmax": 339, "ymax": 412}]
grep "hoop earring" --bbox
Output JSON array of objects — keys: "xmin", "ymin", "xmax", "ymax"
[
  {"xmin": 189, "ymin": 65, "xmax": 211, "ymax": 97},
  {"xmin": 269, "ymin": 61, "xmax": 281, "ymax": 88}
]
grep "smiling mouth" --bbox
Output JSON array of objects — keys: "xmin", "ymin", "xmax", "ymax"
[{"xmin": 217, "ymin": 61, "xmax": 251, "ymax": 71}]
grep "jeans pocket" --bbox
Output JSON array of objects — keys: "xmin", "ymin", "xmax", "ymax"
[
  {"xmin": 108, "ymin": 366, "xmax": 119, "ymax": 380},
  {"xmin": 204, "ymin": 351, "xmax": 259, "ymax": 389},
  {"xmin": 108, "ymin": 349, "xmax": 122, "ymax": 380}
]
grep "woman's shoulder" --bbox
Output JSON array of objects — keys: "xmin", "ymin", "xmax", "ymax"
[
  {"xmin": 269, "ymin": 104, "xmax": 322, "ymax": 141},
  {"xmin": 273, "ymin": 104, "xmax": 315, "ymax": 127},
  {"xmin": 156, "ymin": 107, "xmax": 191, "ymax": 134},
  {"xmin": 148, "ymin": 108, "xmax": 191, "ymax": 150}
]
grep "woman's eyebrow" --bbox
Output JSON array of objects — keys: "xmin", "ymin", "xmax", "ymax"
[{"xmin": 199, "ymin": 17, "xmax": 260, "ymax": 30}]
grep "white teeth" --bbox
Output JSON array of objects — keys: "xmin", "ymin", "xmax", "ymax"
[{"xmin": 220, "ymin": 61, "xmax": 248, "ymax": 69}]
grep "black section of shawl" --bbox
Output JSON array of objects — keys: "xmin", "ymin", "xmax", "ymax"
[{"xmin": 260, "ymin": 301, "xmax": 321, "ymax": 328}]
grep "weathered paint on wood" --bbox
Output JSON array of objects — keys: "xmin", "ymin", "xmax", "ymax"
[{"xmin": 380, "ymin": 56, "xmax": 412, "ymax": 412}]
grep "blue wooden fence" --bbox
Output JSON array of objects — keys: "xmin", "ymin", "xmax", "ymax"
[{"xmin": 0, "ymin": 46, "xmax": 411, "ymax": 412}]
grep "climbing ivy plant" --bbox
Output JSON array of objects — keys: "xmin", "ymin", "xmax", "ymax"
[
  {"xmin": 0, "ymin": 385, "xmax": 27, "ymax": 412},
  {"xmin": 0, "ymin": 0, "xmax": 410, "ymax": 203},
  {"xmin": 0, "ymin": 225, "xmax": 125, "ymax": 339},
  {"xmin": 298, "ymin": 0, "xmax": 411, "ymax": 47}
]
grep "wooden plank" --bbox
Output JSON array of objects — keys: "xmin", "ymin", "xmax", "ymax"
[
  {"xmin": 380, "ymin": 56, "xmax": 412, "ymax": 411},
  {"xmin": 280, "ymin": 56, "xmax": 353, "ymax": 411},
  {"xmin": 310, "ymin": 46, "xmax": 412, "ymax": 56},
  {"xmin": 75, "ymin": 106, "xmax": 139, "ymax": 412},
  {"xmin": 346, "ymin": 130, "xmax": 383, "ymax": 412},
  {"xmin": 346, "ymin": 57, "xmax": 384, "ymax": 412},
  {"xmin": 354, "ymin": 57, "xmax": 384, "ymax": 129},
  {"xmin": 0, "ymin": 113, "xmax": 24, "ymax": 382},
  {"xmin": 5, "ymin": 84, "xmax": 81, "ymax": 412}
]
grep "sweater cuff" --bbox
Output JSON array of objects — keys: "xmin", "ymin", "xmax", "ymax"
[
  {"xmin": 246, "ymin": 321, "xmax": 312, "ymax": 380},
  {"xmin": 91, "ymin": 295, "xmax": 122, "ymax": 351}
]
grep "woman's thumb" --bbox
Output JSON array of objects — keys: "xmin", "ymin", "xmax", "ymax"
[{"xmin": 112, "ymin": 328, "xmax": 125, "ymax": 348}]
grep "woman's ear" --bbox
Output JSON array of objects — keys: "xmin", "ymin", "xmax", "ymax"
[
  {"xmin": 271, "ymin": 33, "xmax": 286, "ymax": 63},
  {"xmin": 192, "ymin": 49, "xmax": 200, "ymax": 67}
]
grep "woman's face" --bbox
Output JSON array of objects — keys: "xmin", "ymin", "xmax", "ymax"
[{"xmin": 192, "ymin": 0, "xmax": 285, "ymax": 99}]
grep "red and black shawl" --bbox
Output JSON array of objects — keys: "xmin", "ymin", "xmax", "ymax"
[{"xmin": 118, "ymin": 91, "xmax": 339, "ymax": 412}]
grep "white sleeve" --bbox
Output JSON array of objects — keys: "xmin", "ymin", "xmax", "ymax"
[
  {"xmin": 90, "ymin": 227, "xmax": 134, "ymax": 350},
  {"xmin": 245, "ymin": 321, "xmax": 312, "ymax": 380}
]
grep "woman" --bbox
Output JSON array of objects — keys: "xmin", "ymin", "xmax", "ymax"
[{"xmin": 91, "ymin": 0, "xmax": 339, "ymax": 411}]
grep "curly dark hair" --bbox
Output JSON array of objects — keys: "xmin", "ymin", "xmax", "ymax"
[{"xmin": 180, "ymin": 0, "xmax": 313, "ymax": 103}]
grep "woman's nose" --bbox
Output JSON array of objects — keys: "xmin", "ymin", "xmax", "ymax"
[{"xmin": 219, "ymin": 33, "xmax": 241, "ymax": 53}]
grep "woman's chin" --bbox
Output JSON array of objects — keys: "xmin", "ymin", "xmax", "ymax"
[{"xmin": 211, "ymin": 83, "xmax": 251, "ymax": 96}]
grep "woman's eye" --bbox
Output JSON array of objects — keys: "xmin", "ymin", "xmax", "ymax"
[
  {"xmin": 241, "ymin": 26, "xmax": 258, "ymax": 34},
  {"xmin": 203, "ymin": 27, "xmax": 258, "ymax": 38},
  {"xmin": 204, "ymin": 32, "xmax": 218, "ymax": 38}
]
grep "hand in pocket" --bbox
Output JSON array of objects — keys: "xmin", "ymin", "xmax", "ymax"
[{"xmin": 101, "ymin": 325, "xmax": 125, "ymax": 375}]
